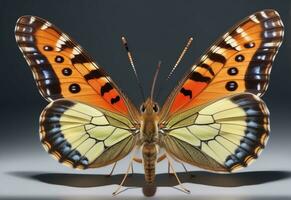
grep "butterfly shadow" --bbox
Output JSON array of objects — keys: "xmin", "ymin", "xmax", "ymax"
[{"xmin": 8, "ymin": 170, "xmax": 291, "ymax": 188}]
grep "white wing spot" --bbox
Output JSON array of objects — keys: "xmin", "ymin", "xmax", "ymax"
[
  {"xmin": 210, "ymin": 45, "xmax": 218, "ymax": 52},
  {"xmin": 249, "ymin": 15, "xmax": 260, "ymax": 23},
  {"xmin": 22, "ymin": 47, "xmax": 37, "ymax": 52},
  {"xmin": 191, "ymin": 64, "xmax": 197, "ymax": 71},
  {"xmin": 29, "ymin": 16, "xmax": 36, "ymax": 24},
  {"xmin": 225, "ymin": 35, "xmax": 241, "ymax": 51},
  {"xmin": 72, "ymin": 47, "xmax": 80, "ymax": 55},
  {"xmin": 106, "ymin": 76, "xmax": 113, "ymax": 82},
  {"xmin": 56, "ymin": 35, "xmax": 67, "ymax": 48},
  {"xmin": 92, "ymin": 62, "xmax": 99, "ymax": 69},
  {"xmin": 263, "ymin": 42, "xmax": 278, "ymax": 47},
  {"xmin": 61, "ymin": 33, "xmax": 70, "ymax": 41},
  {"xmin": 222, "ymin": 32, "xmax": 229, "ymax": 39},
  {"xmin": 201, "ymin": 55, "xmax": 208, "ymax": 61},
  {"xmin": 40, "ymin": 21, "xmax": 52, "ymax": 30},
  {"xmin": 236, "ymin": 27, "xmax": 243, "ymax": 34},
  {"xmin": 260, "ymin": 11, "xmax": 268, "ymax": 19},
  {"xmin": 35, "ymin": 59, "xmax": 45, "ymax": 64}
]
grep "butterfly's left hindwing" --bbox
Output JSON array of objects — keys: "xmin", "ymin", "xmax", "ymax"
[
  {"xmin": 40, "ymin": 99, "xmax": 136, "ymax": 169},
  {"xmin": 162, "ymin": 93, "xmax": 269, "ymax": 172}
]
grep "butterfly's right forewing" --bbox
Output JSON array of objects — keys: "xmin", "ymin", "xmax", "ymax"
[{"xmin": 161, "ymin": 10, "xmax": 283, "ymax": 120}]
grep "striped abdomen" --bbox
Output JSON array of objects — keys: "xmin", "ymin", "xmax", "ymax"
[{"xmin": 142, "ymin": 143, "xmax": 157, "ymax": 184}]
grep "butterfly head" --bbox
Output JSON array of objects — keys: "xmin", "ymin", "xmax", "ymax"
[{"xmin": 140, "ymin": 98, "xmax": 160, "ymax": 115}]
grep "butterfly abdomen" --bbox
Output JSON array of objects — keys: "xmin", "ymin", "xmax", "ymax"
[{"xmin": 142, "ymin": 143, "xmax": 157, "ymax": 184}]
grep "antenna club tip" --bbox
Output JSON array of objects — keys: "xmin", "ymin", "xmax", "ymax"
[
  {"xmin": 157, "ymin": 60, "xmax": 162, "ymax": 68},
  {"xmin": 121, "ymin": 36, "xmax": 127, "ymax": 43}
]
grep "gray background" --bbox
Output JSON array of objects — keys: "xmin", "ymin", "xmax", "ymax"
[{"xmin": 0, "ymin": 0, "xmax": 291, "ymax": 199}]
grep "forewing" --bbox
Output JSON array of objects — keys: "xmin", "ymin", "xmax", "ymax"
[
  {"xmin": 162, "ymin": 9, "xmax": 283, "ymax": 119},
  {"xmin": 15, "ymin": 16, "xmax": 137, "ymax": 118},
  {"xmin": 162, "ymin": 93, "xmax": 269, "ymax": 172},
  {"xmin": 40, "ymin": 99, "xmax": 136, "ymax": 169}
]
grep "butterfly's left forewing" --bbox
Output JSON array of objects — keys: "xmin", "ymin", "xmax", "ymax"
[{"xmin": 15, "ymin": 16, "xmax": 137, "ymax": 119}]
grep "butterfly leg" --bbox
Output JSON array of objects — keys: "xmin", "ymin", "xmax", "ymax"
[
  {"xmin": 156, "ymin": 153, "xmax": 188, "ymax": 176},
  {"xmin": 157, "ymin": 153, "xmax": 166, "ymax": 162},
  {"xmin": 180, "ymin": 162, "xmax": 188, "ymax": 173},
  {"xmin": 112, "ymin": 147, "xmax": 137, "ymax": 196},
  {"xmin": 179, "ymin": 162, "xmax": 194, "ymax": 178},
  {"xmin": 130, "ymin": 162, "xmax": 134, "ymax": 175},
  {"xmin": 169, "ymin": 155, "xmax": 189, "ymax": 173},
  {"xmin": 166, "ymin": 153, "xmax": 190, "ymax": 194},
  {"xmin": 156, "ymin": 153, "xmax": 174, "ymax": 175},
  {"xmin": 167, "ymin": 160, "xmax": 174, "ymax": 175},
  {"xmin": 132, "ymin": 156, "xmax": 143, "ymax": 175},
  {"xmin": 133, "ymin": 157, "xmax": 142, "ymax": 163},
  {"xmin": 107, "ymin": 162, "xmax": 118, "ymax": 177}
]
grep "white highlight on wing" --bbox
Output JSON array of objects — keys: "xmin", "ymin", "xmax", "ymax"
[
  {"xmin": 249, "ymin": 15, "xmax": 260, "ymax": 23},
  {"xmin": 224, "ymin": 35, "xmax": 242, "ymax": 51},
  {"xmin": 22, "ymin": 46, "xmax": 37, "ymax": 52},
  {"xmin": 260, "ymin": 11, "xmax": 268, "ymax": 19},
  {"xmin": 72, "ymin": 47, "xmax": 80, "ymax": 55},
  {"xmin": 40, "ymin": 21, "xmax": 52, "ymax": 30},
  {"xmin": 29, "ymin": 16, "xmax": 36, "ymax": 24}
]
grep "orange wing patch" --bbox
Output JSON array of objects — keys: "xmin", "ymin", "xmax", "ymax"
[
  {"xmin": 164, "ymin": 10, "xmax": 283, "ymax": 117},
  {"xmin": 15, "ymin": 16, "xmax": 132, "ymax": 117}
]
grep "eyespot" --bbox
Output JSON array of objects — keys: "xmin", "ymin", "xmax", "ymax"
[
  {"xmin": 140, "ymin": 104, "xmax": 146, "ymax": 113},
  {"xmin": 153, "ymin": 104, "xmax": 159, "ymax": 112}
]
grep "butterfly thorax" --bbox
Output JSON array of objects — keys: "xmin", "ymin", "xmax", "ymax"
[
  {"xmin": 139, "ymin": 98, "xmax": 160, "ymax": 184},
  {"xmin": 139, "ymin": 98, "xmax": 160, "ymax": 143}
]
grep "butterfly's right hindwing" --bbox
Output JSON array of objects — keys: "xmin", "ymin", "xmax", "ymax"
[
  {"xmin": 162, "ymin": 93, "xmax": 269, "ymax": 172},
  {"xmin": 40, "ymin": 99, "xmax": 136, "ymax": 169}
]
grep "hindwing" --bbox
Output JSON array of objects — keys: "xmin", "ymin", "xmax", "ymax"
[
  {"xmin": 162, "ymin": 93, "xmax": 269, "ymax": 172},
  {"xmin": 40, "ymin": 99, "xmax": 136, "ymax": 169}
]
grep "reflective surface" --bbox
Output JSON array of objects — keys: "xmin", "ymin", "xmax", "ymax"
[{"xmin": 1, "ymin": 144, "xmax": 291, "ymax": 198}]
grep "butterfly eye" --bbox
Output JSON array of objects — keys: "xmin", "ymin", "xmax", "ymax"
[
  {"xmin": 153, "ymin": 104, "xmax": 159, "ymax": 112},
  {"xmin": 140, "ymin": 104, "xmax": 146, "ymax": 113}
]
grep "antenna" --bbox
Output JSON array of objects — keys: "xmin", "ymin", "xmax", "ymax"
[
  {"xmin": 167, "ymin": 37, "xmax": 193, "ymax": 80},
  {"xmin": 151, "ymin": 61, "xmax": 161, "ymax": 101},
  {"xmin": 121, "ymin": 36, "xmax": 145, "ymax": 101},
  {"xmin": 155, "ymin": 37, "xmax": 193, "ymax": 101}
]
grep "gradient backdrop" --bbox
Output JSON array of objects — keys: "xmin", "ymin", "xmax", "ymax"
[{"xmin": 0, "ymin": 0, "xmax": 291, "ymax": 199}]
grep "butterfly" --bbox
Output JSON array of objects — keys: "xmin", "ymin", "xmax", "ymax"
[{"xmin": 15, "ymin": 9, "xmax": 283, "ymax": 196}]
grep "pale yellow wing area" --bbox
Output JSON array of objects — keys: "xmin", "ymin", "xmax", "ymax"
[
  {"xmin": 40, "ymin": 99, "xmax": 136, "ymax": 169},
  {"xmin": 161, "ymin": 93, "xmax": 269, "ymax": 172}
]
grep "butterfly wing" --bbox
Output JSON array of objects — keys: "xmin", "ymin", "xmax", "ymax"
[
  {"xmin": 161, "ymin": 9, "xmax": 283, "ymax": 119},
  {"xmin": 15, "ymin": 16, "xmax": 137, "ymax": 118},
  {"xmin": 160, "ymin": 10, "xmax": 281, "ymax": 171},
  {"xmin": 40, "ymin": 99, "xmax": 137, "ymax": 169},
  {"xmin": 161, "ymin": 93, "xmax": 269, "ymax": 172}
]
